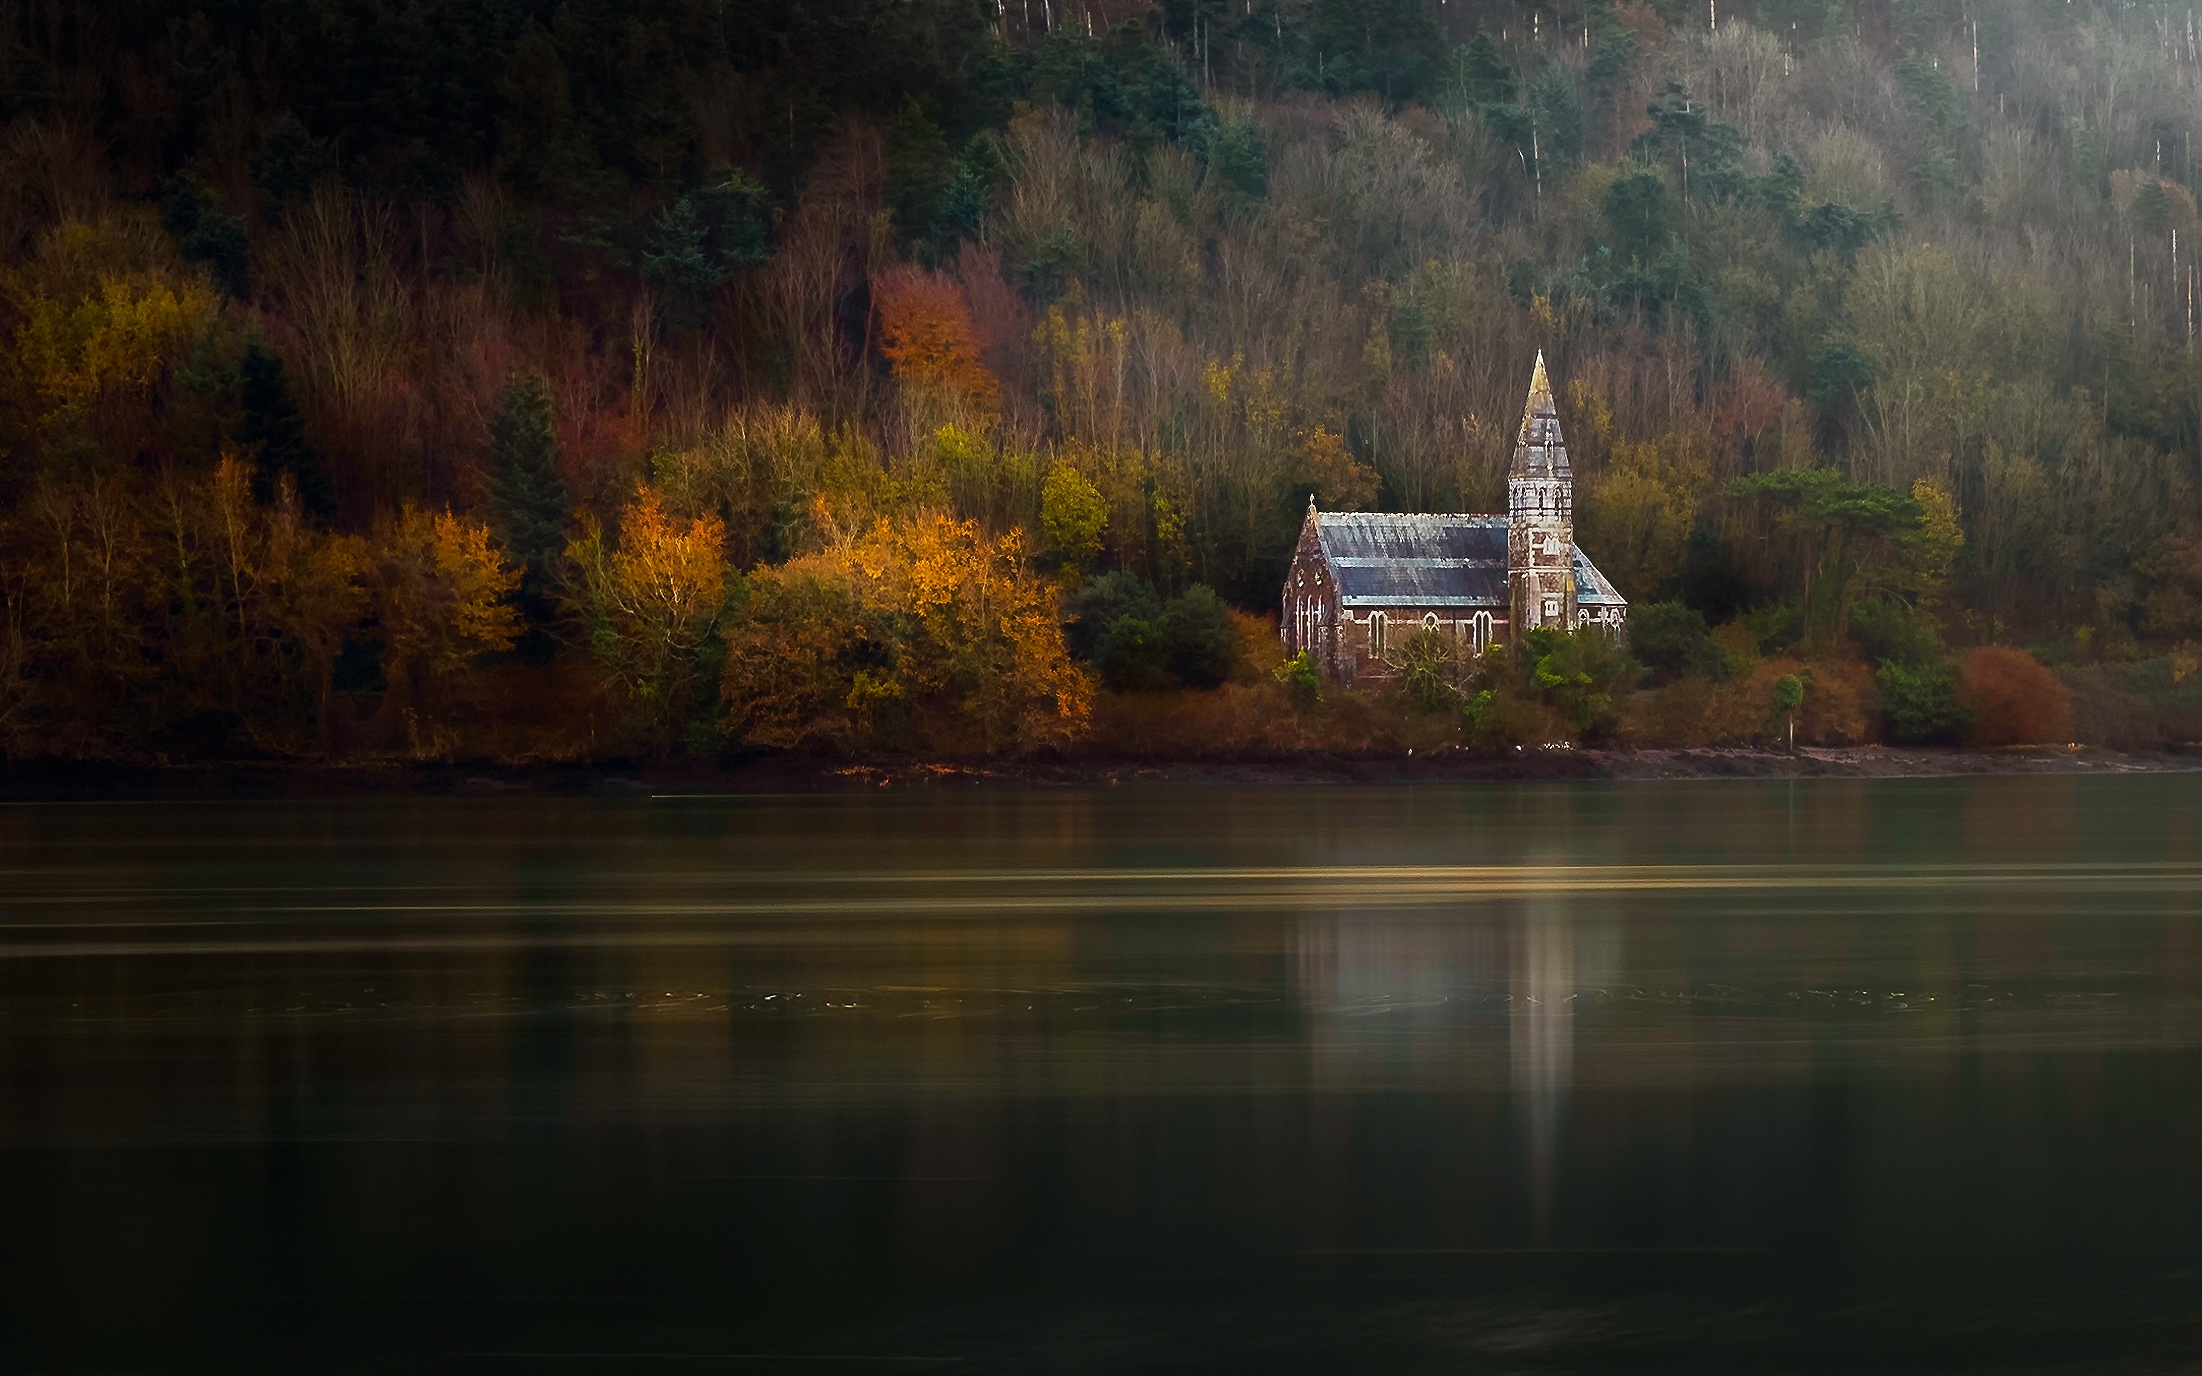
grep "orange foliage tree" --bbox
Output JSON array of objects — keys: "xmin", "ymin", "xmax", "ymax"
[
  {"xmin": 1959, "ymin": 646, "xmax": 2073, "ymax": 746},
  {"xmin": 566, "ymin": 487, "xmax": 731, "ymax": 750},
  {"xmin": 721, "ymin": 513, "xmax": 1090, "ymax": 754},
  {"xmin": 871, "ymin": 266, "xmax": 1000, "ymax": 410}
]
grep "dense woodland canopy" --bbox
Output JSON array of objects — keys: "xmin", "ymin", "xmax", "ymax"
[{"xmin": 2, "ymin": 0, "xmax": 2200, "ymax": 760}]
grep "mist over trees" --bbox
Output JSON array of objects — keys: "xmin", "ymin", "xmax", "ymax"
[{"xmin": 0, "ymin": 0, "xmax": 2197, "ymax": 759}]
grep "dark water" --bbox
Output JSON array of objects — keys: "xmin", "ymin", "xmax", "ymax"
[{"xmin": 3, "ymin": 778, "xmax": 2202, "ymax": 1373}]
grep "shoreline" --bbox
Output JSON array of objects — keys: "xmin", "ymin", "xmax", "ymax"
[{"xmin": 1, "ymin": 744, "xmax": 2196, "ymax": 800}]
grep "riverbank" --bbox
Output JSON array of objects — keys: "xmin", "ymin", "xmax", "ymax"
[{"xmin": 2, "ymin": 743, "xmax": 2195, "ymax": 800}]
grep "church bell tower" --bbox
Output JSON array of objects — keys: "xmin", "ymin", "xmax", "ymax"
[{"xmin": 1507, "ymin": 352, "xmax": 1576, "ymax": 636}]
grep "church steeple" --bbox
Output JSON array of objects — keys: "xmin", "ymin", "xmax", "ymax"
[{"xmin": 1507, "ymin": 351, "xmax": 1577, "ymax": 633}]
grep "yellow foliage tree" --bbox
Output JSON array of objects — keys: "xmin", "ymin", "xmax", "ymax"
[
  {"xmin": 5, "ymin": 221, "xmax": 216, "ymax": 423},
  {"xmin": 1294, "ymin": 426, "xmax": 1380, "ymax": 511},
  {"xmin": 1902, "ymin": 477, "xmax": 1964, "ymax": 608},
  {"xmin": 567, "ymin": 486, "xmax": 730, "ymax": 748},
  {"xmin": 722, "ymin": 513, "xmax": 1092, "ymax": 754},
  {"xmin": 374, "ymin": 505, "xmax": 520, "ymax": 737},
  {"xmin": 1040, "ymin": 463, "xmax": 1108, "ymax": 571},
  {"xmin": 1581, "ymin": 430, "xmax": 1713, "ymax": 599}
]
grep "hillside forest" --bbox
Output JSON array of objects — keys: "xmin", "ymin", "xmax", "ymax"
[{"xmin": 5, "ymin": 0, "xmax": 2202, "ymax": 764}]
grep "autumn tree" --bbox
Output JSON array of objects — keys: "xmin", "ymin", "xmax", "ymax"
[
  {"xmin": 872, "ymin": 266, "xmax": 1000, "ymax": 410},
  {"xmin": 373, "ymin": 507, "xmax": 521, "ymax": 747},
  {"xmin": 566, "ymin": 487, "xmax": 730, "ymax": 751},
  {"xmin": 1040, "ymin": 464, "xmax": 1108, "ymax": 574},
  {"xmin": 722, "ymin": 514, "xmax": 1090, "ymax": 754},
  {"xmin": 1294, "ymin": 427, "xmax": 1380, "ymax": 511}
]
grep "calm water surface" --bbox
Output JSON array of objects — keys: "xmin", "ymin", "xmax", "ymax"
[{"xmin": 3, "ymin": 778, "xmax": 2201, "ymax": 1372}]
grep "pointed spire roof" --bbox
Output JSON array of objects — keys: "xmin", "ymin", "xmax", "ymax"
[
  {"xmin": 1510, "ymin": 350, "xmax": 1570, "ymax": 481},
  {"xmin": 1517, "ymin": 350, "xmax": 1554, "ymax": 442}
]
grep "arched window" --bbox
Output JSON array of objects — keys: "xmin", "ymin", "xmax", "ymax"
[
  {"xmin": 1472, "ymin": 610, "xmax": 1495, "ymax": 653},
  {"xmin": 1422, "ymin": 613, "xmax": 1440, "ymax": 633},
  {"xmin": 1369, "ymin": 612, "xmax": 1387, "ymax": 657}
]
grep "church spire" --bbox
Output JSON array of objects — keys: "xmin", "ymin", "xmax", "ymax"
[
  {"xmin": 1508, "ymin": 351, "xmax": 1576, "ymax": 633},
  {"xmin": 1517, "ymin": 350, "xmax": 1554, "ymax": 443},
  {"xmin": 1510, "ymin": 351, "xmax": 1569, "ymax": 481}
]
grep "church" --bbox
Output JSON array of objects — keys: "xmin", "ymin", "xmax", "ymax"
[{"xmin": 1281, "ymin": 354, "xmax": 1627, "ymax": 683}]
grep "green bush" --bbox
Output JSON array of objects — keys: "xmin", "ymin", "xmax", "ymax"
[
  {"xmin": 1064, "ymin": 572, "xmax": 1159, "ymax": 661},
  {"xmin": 1878, "ymin": 658, "xmax": 1969, "ymax": 743},
  {"xmin": 1274, "ymin": 650, "xmax": 1322, "ymax": 705},
  {"xmin": 1157, "ymin": 585, "xmax": 1237, "ymax": 688},
  {"xmin": 1629, "ymin": 599, "xmax": 1727, "ymax": 681},
  {"xmin": 1520, "ymin": 626, "xmax": 1641, "ymax": 737},
  {"xmin": 1096, "ymin": 615, "xmax": 1173, "ymax": 690},
  {"xmin": 1851, "ymin": 596, "xmax": 1943, "ymax": 668},
  {"xmin": 1086, "ymin": 582, "xmax": 1240, "ymax": 691}
]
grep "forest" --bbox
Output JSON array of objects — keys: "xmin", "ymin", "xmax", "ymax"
[{"xmin": 3, "ymin": 0, "xmax": 2201, "ymax": 764}]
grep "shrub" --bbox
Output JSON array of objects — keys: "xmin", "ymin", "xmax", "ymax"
[
  {"xmin": 1959, "ymin": 646, "xmax": 2072, "ymax": 745},
  {"xmin": 1395, "ymin": 626, "xmax": 1463, "ymax": 711},
  {"xmin": 1157, "ymin": 585, "xmax": 1237, "ymax": 688},
  {"xmin": 720, "ymin": 514, "xmax": 1089, "ymax": 754},
  {"xmin": 1519, "ymin": 626, "xmax": 1641, "ymax": 738},
  {"xmin": 1629, "ymin": 599, "xmax": 1726, "ymax": 681},
  {"xmin": 1083, "ymin": 581, "xmax": 1238, "ymax": 691},
  {"xmin": 1063, "ymin": 571, "xmax": 1158, "ymax": 660},
  {"xmin": 1851, "ymin": 596, "xmax": 1943, "ymax": 668},
  {"xmin": 1878, "ymin": 658, "xmax": 1969, "ymax": 743},
  {"xmin": 1273, "ymin": 650, "xmax": 1321, "ymax": 705},
  {"xmin": 1096, "ymin": 615, "xmax": 1172, "ymax": 690}
]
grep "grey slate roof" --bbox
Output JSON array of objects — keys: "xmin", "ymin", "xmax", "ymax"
[
  {"xmin": 1573, "ymin": 548, "xmax": 1626, "ymax": 605},
  {"xmin": 1311, "ymin": 511, "xmax": 1626, "ymax": 609},
  {"xmin": 1316, "ymin": 513, "xmax": 1506, "ymax": 608}
]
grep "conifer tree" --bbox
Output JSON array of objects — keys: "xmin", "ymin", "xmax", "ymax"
[
  {"xmin": 487, "ymin": 373, "xmax": 569, "ymax": 623},
  {"xmin": 238, "ymin": 341, "xmax": 335, "ymax": 522}
]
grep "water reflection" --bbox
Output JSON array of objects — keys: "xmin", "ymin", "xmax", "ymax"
[{"xmin": 0, "ymin": 778, "xmax": 2200, "ymax": 1371}]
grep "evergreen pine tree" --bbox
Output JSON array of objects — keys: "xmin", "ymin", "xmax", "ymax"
[
  {"xmin": 488, "ymin": 372, "xmax": 569, "ymax": 623},
  {"xmin": 238, "ymin": 341, "xmax": 335, "ymax": 520}
]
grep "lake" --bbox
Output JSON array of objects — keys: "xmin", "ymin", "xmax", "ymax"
[{"xmin": 2, "ymin": 777, "xmax": 2199, "ymax": 1372}]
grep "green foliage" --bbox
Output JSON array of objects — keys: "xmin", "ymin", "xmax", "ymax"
[
  {"xmin": 1395, "ymin": 626, "xmax": 1463, "ymax": 711},
  {"xmin": 1628, "ymin": 600, "xmax": 1729, "ymax": 681},
  {"xmin": 1041, "ymin": 465, "xmax": 1108, "ymax": 570},
  {"xmin": 487, "ymin": 373, "xmax": 569, "ymax": 617},
  {"xmin": 933, "ymin": 133, "xmax": 1010, "ymax": 244},
  {"xmin": 1879, "ymin": 658, "xmax": 1970, "ymax": 743},
  {"xmin": 1773, "ymin": 673, "xmax": 1806, "ymax": 714},
  {"xmin": 1089, "ymin": 582, "xmax": 1238, "ymax": 691},
  {"xmin": 641, "ymin": 172, "xmax": 772, "ymax": 329},
  {"xmin": 1633, "ymin": 83, "xmax": 1749, "ymax": 202},
  {"xmin": 160, "ymin": 174, "xmax": 249, "ymax": 297},
  {"xmin": 1064, "ymin": 572, "xmax": 1159, "ymax": 661},
  {"xmin": 1274, "ymin": 649, "xmax": 1322, "ymax": 706},
  {"xmin": 1605, "ymin": 169, "xmax": 1671, "ymax": 264},
  {"xmin": 1729, "ymin": 470, "xmax": 1922, "ymax": 645},
  {"xmin": 1519, "ymin": 626, "xmax": 1640, "ymax": 737},
  {"xmin": 1157, "ymin": 586, "xmax": 1236, "ymax": 689},
  {"xmin": 1850, "ymin": 596, "xmax": 1943, "ymax": 668},
  {"xmin": 1209, "ymin": 110, "xmax": 1268, "ymax": 202},
  {"xmin": 1096, "ymin": 615, "xmax": 1172, "ymax": 691},
  {"xmin": 237, "ymin": 342, "xmax": 333, "ymax": 522}
]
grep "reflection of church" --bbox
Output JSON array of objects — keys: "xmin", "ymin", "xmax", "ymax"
[{"xmin": 1280, "ymin": 354, "xmax": 1628, "ymax": 683}]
